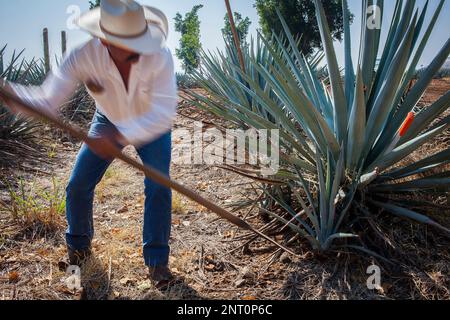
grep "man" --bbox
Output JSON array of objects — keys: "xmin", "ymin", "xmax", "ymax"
[{"xmin": 0, "ymin": 0, "xmax": 178, "ymax": 288}]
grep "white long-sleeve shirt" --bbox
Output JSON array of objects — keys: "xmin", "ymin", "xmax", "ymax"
[{"xmin": 9, "ymin": 38, "xmax": 178, "ymax": 146}]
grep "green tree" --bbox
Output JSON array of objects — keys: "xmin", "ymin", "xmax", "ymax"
[
  {"xmin": 255, "ymin": 0, "xmax": 351, "ymax": 55},
  {"xmin": 174, "ymin": 5, "xmax": 204, "ymax": 72},
  {"xmin": 89, "ymin": 0, "xmax": 100, "ymax": 9},
  {"xmin": 222, "ymin": 12, "xmax": 251, "ymax": 46}
]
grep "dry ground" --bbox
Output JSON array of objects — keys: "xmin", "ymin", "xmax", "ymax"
[{"xmin": 0, "ymin": 79, "xmax": 449, "ymax": 300}]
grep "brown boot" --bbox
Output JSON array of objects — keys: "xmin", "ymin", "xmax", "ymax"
[
  {"xmin": 148, "ymin": 265, "xmax": 175, "ymax": 290},
  {"xmin": 68, "ymin": 247, "xmax": 92, "ymax": 266},
  {"xmin": 58, "ymin": 247, "xmax": 92, "ymax": 271}
]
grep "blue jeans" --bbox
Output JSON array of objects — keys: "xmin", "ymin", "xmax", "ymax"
[{"xmin": 65, "ymin": 111, "xmax": 172, "ymax": 267}]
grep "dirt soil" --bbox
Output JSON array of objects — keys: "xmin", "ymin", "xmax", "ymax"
[{"xmin": 0, "ymin": 79, "xmax": 449, "ymax": 300}]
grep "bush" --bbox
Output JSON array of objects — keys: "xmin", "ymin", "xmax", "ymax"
[
  {"xmin": 0, "ymin": 46, "xmax": 48, "ymax": 173},
  {"xmin": 176, "ymin": 72, "xmax": 199, "ymax": 89}
]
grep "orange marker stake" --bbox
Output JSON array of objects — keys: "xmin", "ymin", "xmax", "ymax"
[
  {"xmin": 399, "ymin": 112, "xmax": 415, "ymax": 137},
  {"xmin": 384, "ymin": 112, "xmax": 415, "ymax": 155}
]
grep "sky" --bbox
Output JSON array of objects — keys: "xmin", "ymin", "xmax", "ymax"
[{"xmin": 0, "ymin": 0, "xmax": 449, "ymax": 73}]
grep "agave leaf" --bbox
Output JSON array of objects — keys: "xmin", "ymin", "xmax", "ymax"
[
  {"xmin": 282, "ymin": 154, "xmax": 316, "ymax": 174},
  {"xmin": 327, "ymin": 148, "xmax": 345, "ymax": 236},
  {"xmin": 272, "ymin": 170, "xmax": 302, "ymax": 181},
  {"xmin": 4, "ymin": 49, "xmax": 25, "ymax": 80},
  {"xmin": 364, "ymin": 13, "xmax": 417, "ymax": 155},
  {"xmin": 270, "ymin": 27, "xmax": 314, "ymax": 104},
  {"xmin": 263, "ymin": 187, "xmax": 316, "ymax": 236},
  {"xmin": 421, "ymin": 171, "xmax": 450, "ymax": 180},
  {"xmin": 379, "ymin": 148, "xmax": 450, "ymax": 181},
  {"xmin": 326, "ymin": 151, "xmax": 332, "ymax": 197},
  {"xmin": 185, "ymin": 89, "xmax": 315, "ymax": 164},
  {"xmin": 259, "ymin": 207, "xmax": 319, "ymax": 248},
  {"xmin": 360, "ymin": 0, "xmax": 383, "ymax": 97},
  {"xmin": 370, "ymin": 0, "xmax": 416, "ymax": 103},
  {"xmin": 400, "ymin": 0, "xmax": 443, "ymax": 92},
  {"xmin": 323, "ymin": 233, "xmax": 359, "ymax": 250},
  {"xmin": 315, "ymin": 149, "xmax": 328, "ymax": 242},
  {"xmin": 293, "ymin": 166, "xmax": 318, "ymax": 217},
  {"xmin": 275, "ymin": 12, "xmax": 332, "ymax": 121},
  {"xmin": 370, "ymin": 200, "xmax": 450, "ymax": 235},
  {"xmin": 347, "ymin": 67, "xmax": 366, "ymax": 170},
  {"xmin": 313, "ymin": 0, "xmax": 348, "ymax": 142},
  {"xmin": 410, "ymin": 0, "xmax": 429, "ymax": 50},
  {"xmin": 342, "ymin": 0, "xmax": 355, "ymax": 107},
  {"xmin": 0, "ymin": 45, "xmax": 6, "ymax": 75},
  {"xmin": 288, "ymin": 181, "xmax": 320, "ymax": 234},
  {"xmin": 252, "ymin": 55, "xmax": 341, "ymax": 157},
  {"xmin": 225, "ymin": 62, "xmax": 316, "ymax": 154},
  {"xmin": 371, "ymin": 178, "xmax": 450, "ymax": 193},
  {"xmin": 369, "ymin": 0, "xmax": 403, "ymax": 103},
  {"xmin": 302, "ymin": 56, "xmax": 335, "ymax": 128},
  {"xmin": 333, "ymin": 180, "xmax": 360, "ymax": 234},
  {"xmin": 389, "ymin": 0, "xmax": 435, "ymax": 109},
  {"xmin": 245, "ymin": 51, "xmax": 319, "ymax": 132}
]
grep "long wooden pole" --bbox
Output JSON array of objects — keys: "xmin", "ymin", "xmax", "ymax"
[
  {"xmin": 0, "ymin": 87, "xmax": 296, "ymax": 257},
  {"xmin": 224, "ymin": 0, "xmax": 246, "ymax": 74}
]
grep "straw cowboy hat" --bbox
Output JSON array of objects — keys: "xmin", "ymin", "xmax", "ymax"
[{"xmin": 76, "ymin": 0, "xmax": 169, "ymax": 54}]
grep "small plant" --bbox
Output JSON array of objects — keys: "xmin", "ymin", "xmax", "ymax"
[
  {"xmin": 1, "ymin": 177, "xmax": 65, "ymax": 236},
  {"xmin": 172, "ymin": 192, "xmax": 186, "ymax": 215}
]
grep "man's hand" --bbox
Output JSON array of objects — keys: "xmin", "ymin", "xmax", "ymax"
[
  {"xmin": 86, "ymin": 136, "xmax": 121, "ymax": 160},
  {"xmin": 86, "ymin": 129, "xmax": 128, "ymax": 160}
]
